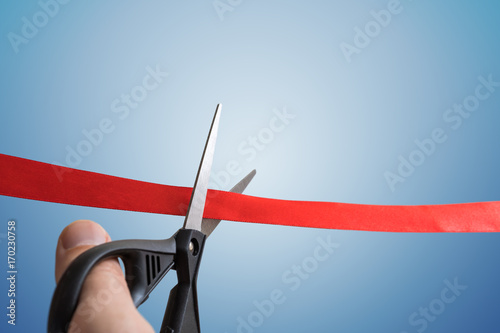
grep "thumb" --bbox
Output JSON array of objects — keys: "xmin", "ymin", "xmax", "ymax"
[{"xmin": 55, "ymin": 220, "xmax": 154, "ymax": 333}]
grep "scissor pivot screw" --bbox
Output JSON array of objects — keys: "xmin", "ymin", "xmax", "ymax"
[{"xmin": 189, "ymin": 239, "xmax": 199, "ymax": 256}]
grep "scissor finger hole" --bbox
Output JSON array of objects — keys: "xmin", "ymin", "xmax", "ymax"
[{"xmin": 117, "ymin": 257, "xmax": 126, "ymax": 276}]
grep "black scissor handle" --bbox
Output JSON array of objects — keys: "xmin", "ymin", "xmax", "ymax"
[
  {"xmin": 47, "ymin": 237, "xmax": 176, "ymax": 333},
  {"xmin": 161, "ymin": 228, "xmax": 206, "ymax": 333}
]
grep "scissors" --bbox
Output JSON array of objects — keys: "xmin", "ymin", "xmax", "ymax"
[{"xmin": 48, "ymin": 104, "xmax": 256, "ymax": 332}]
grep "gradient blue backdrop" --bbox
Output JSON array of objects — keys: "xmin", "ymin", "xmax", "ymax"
[{"xmin": 1, "ymin": 1, "xmax": 500, "ymax": 332}]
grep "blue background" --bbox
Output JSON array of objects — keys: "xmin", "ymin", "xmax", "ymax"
[{"xmin": 1, "ymin": 0, "xmax": 500, "ymax": 332}]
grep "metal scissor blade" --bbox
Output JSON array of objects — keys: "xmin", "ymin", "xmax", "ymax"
[
  {"xmin": 183, "ymin": 104, "xmax": 221, "ymax": 232},
  {"xmin": 201, "ymin": 169, "xmax": 256, "ymax": 237}
]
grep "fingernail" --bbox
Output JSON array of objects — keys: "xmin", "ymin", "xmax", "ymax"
[{"xmin": 61, "ymin": 220, "xmax": 107, "ymax": 250}]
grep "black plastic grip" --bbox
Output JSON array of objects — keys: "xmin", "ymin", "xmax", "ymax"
[
  {"xmin": 160, "ymin": 229, "xmax": 206, "ymax": 333},
  {"xmin": 47, "ymin": 238, "xmax": 176, "ymax": 333}
]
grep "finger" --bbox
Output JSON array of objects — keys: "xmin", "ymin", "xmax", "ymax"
[
  {"xmin": 55, "ymin": 219, "xmax": 110, "ymax": 282},
  {"xmin": 55, "ymin": 220, "xmax": 154, "ymax": 333}
]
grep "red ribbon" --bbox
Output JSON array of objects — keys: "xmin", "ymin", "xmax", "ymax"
[{"xmin": 1, "ymin": 153, "xmax": 499, "ymax": 232}]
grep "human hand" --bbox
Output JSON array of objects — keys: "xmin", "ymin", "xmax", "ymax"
[{"xmin": 54, "ymin": 220, "xmax": 154, "ymax": 333}]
